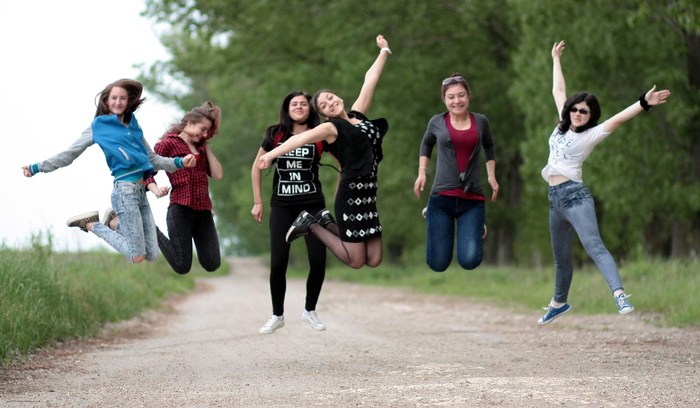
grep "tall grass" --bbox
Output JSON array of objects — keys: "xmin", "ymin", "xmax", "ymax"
[
  {"xmin": 291, "ymin": 257, "xmax": 700, "ymax": 328},
  {"xmin": 0, "ymin": 237, "xmax": 205, "ymax": 366}
]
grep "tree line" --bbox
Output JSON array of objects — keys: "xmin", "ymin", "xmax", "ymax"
[{"xmin": 140, "ymin": 0, "xmax": 699, "ymax": 266}]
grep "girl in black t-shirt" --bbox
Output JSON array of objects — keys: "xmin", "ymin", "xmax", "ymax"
[
  {"xmin": 257, "ymin": 35, "xmax": 391, "ymax": 270},
  {"xmin": 252, "ymin": 91, "xmax": 334, "ymax": 334}
]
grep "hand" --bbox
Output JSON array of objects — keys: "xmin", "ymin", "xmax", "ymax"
[
  {"xmin": 22, "ymin": 165, "xmax": 33, "ymax": 178},
  {"xmin": 251, "ymin": 204, "xmax": 263, "ymax": 224},
  {"xmin": 257, "ymin": 154, "xmax": 272, "ymax": 170},
  {"xmin": 413, "ymin": 175, "xmax": 426, "ymax": 199},
  {"xmin": 376, "ymin": 34, "xmax": 389, "ymax": 50},
  {"xmin": 552, "ymin": 41, "xmax": 565, "ymax": 59},
  {"xmin": 644, "ymin": 85, "xmax": 671, "ymax": 107},
  {"xmin": 183, "ymin": 154, "xmax": 197, "ymax": 167},
  {"xmin": 154, "ymin": 186, "xmax": 171, "ymax": 198},
  {"xmin": 489, "ymin": 178, "xmax": 499, "ymax": 202}
]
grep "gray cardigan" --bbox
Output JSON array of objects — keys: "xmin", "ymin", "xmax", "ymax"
[{"xmin": 419, "ymin": 112, "xmax": 496, "ymax": 197}]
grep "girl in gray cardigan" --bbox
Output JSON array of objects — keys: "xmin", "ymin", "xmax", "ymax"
[{"xmin": 413, "ymin": 74, "xmax": 499, "ymax": 272}]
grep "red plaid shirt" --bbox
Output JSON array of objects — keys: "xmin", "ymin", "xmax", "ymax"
[{"xmin": 145, "ymin": 134, "xmax": 213, "ymax": 211}]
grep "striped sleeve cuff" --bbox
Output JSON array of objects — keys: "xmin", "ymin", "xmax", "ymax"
[{"xmin": 174, "ymin": 157, "xmax": 184, "ymax": 168}]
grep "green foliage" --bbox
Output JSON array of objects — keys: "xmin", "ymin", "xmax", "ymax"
[
  {"xmin": 141, "ymin": 0, "xmax": 699, "ymax": 264},
  {"xmin": 290, "ymin": 257, "xmax": 700, "ymax": 327},
  {"xmin": 0, "ymin": 240, "xmax": 200, "ymax": 366}
]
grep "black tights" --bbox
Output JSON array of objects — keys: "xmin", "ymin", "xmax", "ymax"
[
  {"xmin": 269, "ymin": 205, "xmax": 327, "ymax": 316},
  {"xmin": 157, "ymin": 204, "xmax": 221, "ymax": 275}
]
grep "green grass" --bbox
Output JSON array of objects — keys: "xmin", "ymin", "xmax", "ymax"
[
  {"xmin": 289, "ymin": 257, "xmax": 700, "ymax": 328},
  {"xmin": 0, "ymin": 236, "xmax": 224, "ymax": 366}
]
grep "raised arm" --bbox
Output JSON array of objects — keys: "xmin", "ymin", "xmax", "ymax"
[
  {"xmin": 552, "ymin": 41, "xmax": 567, "ymax": 115},
  {"xmin": 351, "ymin": 34, "xmax": 391, "ymax": 115},
  {"xmin": 257, "ymin": 123, "xmax": 337, "ymax": 169},
  {"xmin": 603, "ymin": 86, "xmax": 671, "ymax": 133}
]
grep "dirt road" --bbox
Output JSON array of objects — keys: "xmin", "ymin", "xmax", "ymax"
[{"xmin": 1, "ymin": 257, "xmax": 698, "ymax": 407}]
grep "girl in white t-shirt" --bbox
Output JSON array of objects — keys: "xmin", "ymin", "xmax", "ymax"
[{"xmin": 537, "ymin": 41, "xmax": 671, "ymax": 325}]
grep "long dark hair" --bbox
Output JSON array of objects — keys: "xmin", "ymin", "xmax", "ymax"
[
  {"xmin": 162, "ymin": 101, "xmax": 221, "ymax": 144},
  {"xmin": 264, "ymin": 91, "xmax": 319, "ymax": 145},
  {"xmin": 94, "ymin": 79, "xmax": 145, "ymax": 122},
  {"xmin": 557, "ymin": 91, "xmax": 601, "ymax": 133}
]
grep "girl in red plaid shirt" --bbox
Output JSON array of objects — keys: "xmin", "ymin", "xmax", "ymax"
[{"xmin": 144, "ymin": 102, "xmax": 224, "ymax": 274}]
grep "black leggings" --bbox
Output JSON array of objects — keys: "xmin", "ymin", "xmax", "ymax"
[
  {"xmin": 157, "ymin": 204, "xmax": 221, "ymax": 274},
  {"xmin": 269, "ymin": 204, "xmax": 327, "ymax": 316}
]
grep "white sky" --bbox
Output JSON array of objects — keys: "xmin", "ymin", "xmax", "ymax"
[{"xmin": 2, "ymin": 1, "xmax": 183, "ymax": 252}]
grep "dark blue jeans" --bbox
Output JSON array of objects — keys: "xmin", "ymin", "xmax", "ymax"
[
  {"xmin": 157, "ymin": 204, "xmax": 221, "ymax": 275},
  {"xmin": 425, "ymin": 194, "xmax": 485, "ymax": 272},
  {"xmin": 548, "ymin": 181, "xmax": 623, "ymax": 303}
]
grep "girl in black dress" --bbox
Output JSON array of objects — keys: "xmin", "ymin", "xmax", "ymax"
[{"xmin": 257, "ymin": 34, "xmax": 391, "ymax": 269}]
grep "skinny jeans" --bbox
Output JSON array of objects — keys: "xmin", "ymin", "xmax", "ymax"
[
  {"xmin": 157, "ymin": 204, "xmax": 221, "ymax": 275},
  {"xmin": 269, "ymin": 203, "xmax": 327, "ymax": 316},
  {"xmin": 425, "ymin": 194, "xmax": 485, "ymax": 272},
  {"xmin": 548, "ymin": 181, "xmax": 623, "ymax": 303},
  {"xmin": 91, "ymin": 181, "xmax": 159, "ymax": 263}
]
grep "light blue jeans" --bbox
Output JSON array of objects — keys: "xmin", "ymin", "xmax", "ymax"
[
  {"xmin": 548, "ymin": 181, "xmax": 623, "ymax": 303},
  {"xmin": 91, "ymin": 181, "xmax": 159, "ymax": 263},
  {"xmin": 426, "ymin": 194, "xmax": 485, "ymax": 272}
]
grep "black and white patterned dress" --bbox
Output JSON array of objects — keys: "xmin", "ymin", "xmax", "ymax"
[{"xmin": 328, "ymin": 111, "xmax": 388, "ymax": 243}]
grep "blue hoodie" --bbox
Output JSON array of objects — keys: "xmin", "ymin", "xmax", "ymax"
[{"xmin": 33, "ymin": 114, "xmax": 182, "ymax": 180}]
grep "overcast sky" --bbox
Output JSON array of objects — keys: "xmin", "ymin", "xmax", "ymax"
[{"xmin": 2, "ymin": 0, "xmax": 183, "ymax": 252}]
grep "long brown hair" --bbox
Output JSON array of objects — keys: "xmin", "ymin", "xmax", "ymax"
[
  {"xmin": 162, "ymin": 101, "xmax": 222, "ymax": 143},
  {"xmin": 94, "ymin": 79, "xmax": 145, "ymax": 122}
]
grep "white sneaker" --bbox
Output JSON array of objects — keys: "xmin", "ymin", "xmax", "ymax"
[
  {"xmin": 259, "ymin": 315, "xmax": 284, "ymax": 334},
  {"xmin": 302, "ymin": 310, "xmax": 326, "ymax": 331}
]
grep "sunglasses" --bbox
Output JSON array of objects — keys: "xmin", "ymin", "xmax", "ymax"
[
  {"xmin": 570, "ymin": 107, "xmax": 591, "ymax": 115},
  {"xmin": 442, "ymin": 75, "xmax": 465, "ymax": 85}
]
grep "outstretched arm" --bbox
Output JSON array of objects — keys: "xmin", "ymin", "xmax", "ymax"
[
  {"xmin": 257, "ymin": 123, "xmax": 337, "ymax": 169},
  {"xmin": 552, "ymin": 41, "xmax": 567, "ymax": 115},
  {"xmin": 351, "ymin": 34, "xmax": 391, "ymax": 115},
  {"xmin": 603, "ymin": 86, "xmax": 671, "ymax": 133}
]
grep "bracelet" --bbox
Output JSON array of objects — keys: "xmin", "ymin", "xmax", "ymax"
[
  {"xmin": 254, "ymin": 203, "xmax": 263, "ymax": 206},
  {"xmin": 639, "ymin": 94, "xmax": 651, "ymax": 111},
  {"xmin": 419, "ymin": 166, "xmax": 428, "ymax": 171},
  {"xmin": 380, "ymin": 47, "xmax": 392, "ymax": 54}
]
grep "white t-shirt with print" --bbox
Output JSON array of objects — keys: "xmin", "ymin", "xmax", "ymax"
[{"xmin": 541, "ymin": 122, "xmax": 611, "ymax": 183}]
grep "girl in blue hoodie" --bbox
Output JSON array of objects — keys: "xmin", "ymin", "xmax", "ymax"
[{"xmin": 22, "ymin": 79, "xmax": 195, "ymax": 263}]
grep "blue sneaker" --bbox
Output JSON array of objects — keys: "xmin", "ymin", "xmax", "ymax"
[
  {"xmin": 537, "ymin": 303, "xmax": 571, "ymax": 325},
  {"xmin": 614, "ymin": 293, "xmax": 634, "ymax": 314}
]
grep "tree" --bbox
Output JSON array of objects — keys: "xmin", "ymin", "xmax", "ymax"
[{"xmin": 141, "ymin": 0, "xmax": 698, "ymax": 265}]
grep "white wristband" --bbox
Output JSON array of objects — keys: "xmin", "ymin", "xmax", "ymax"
[{"xmin": 380, "ymin": 47, "xmax": 392, "ymax": 54}]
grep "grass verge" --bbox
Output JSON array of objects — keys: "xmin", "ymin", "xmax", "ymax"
[{"xmin": 0, "ymin": 238, "xmax": 223, "ymax": 366}]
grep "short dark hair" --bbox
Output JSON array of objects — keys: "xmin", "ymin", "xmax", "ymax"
[{"xmin": 441, "ymin": 73, "xmax": 470, "ymax": 100}]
